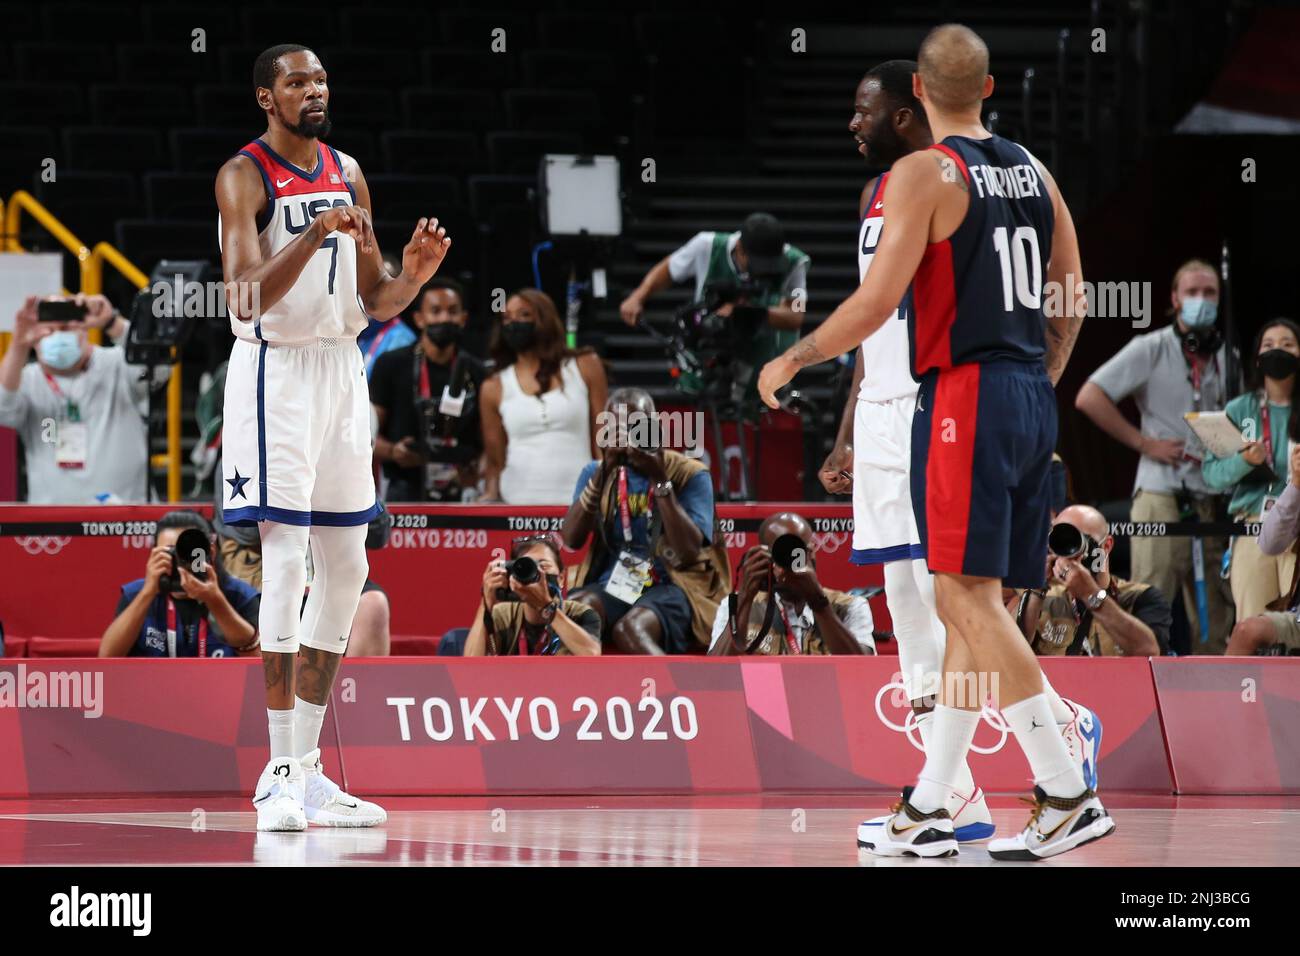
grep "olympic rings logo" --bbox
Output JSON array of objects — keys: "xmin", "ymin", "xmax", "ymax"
[
  {"xmin": 873, "ymin": 678, "xmax": 1011, "ymax": 755},
  {"xmin": 14, "ymin": 536, "xmax": 72, "ymax": 556},
  {"xmin": 812, "ymin": 532, "xmax": 850, "ymax": 555}
]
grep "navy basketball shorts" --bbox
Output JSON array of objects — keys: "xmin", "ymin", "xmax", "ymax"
[{"xmin": 910, "ymin": 359, "xmax": 1057, "ymax": 587}]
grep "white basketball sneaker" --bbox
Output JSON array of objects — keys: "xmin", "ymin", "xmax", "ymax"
[
  {"xmin": 948, "ymin": 784, "xmax": 995, "ymax": 841},
  {"xmin": 857, "ymin": 790, "xmax": 959, "ymax": 858},
  {"xmin": 858, "ymin": 782, "xmax": 993, "ymax": 846},
  {"xmin": 987, "ymin": 786, "xmax": 1115, "ymax": 861},
  {"xmin": 252, "ymin": 756, "xmax": 307, "ymax": 832},
  {"xmin": 1059, "ymin": 698, "xmax": 1103, "ymax": 792},
  {"xmin": 301, "ymin": 748, "xmax": 387, "ymax": 827}
]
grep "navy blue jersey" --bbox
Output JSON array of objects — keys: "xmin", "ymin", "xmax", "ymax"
[{"xmin": 909, "ymin": 135, "xmax": 1055, "ymax": 374}]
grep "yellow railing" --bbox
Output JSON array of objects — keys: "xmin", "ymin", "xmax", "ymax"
[{"xmin": 2, "ymin": 190, "xmax": 183, "ymax": 501}]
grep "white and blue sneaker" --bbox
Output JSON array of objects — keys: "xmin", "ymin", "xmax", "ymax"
[
  {"xmin": 1060, "ymin": 698, "xmax": 1103, "ymax": 791},
  {"xmin": 857, "ymin": 790, "xmax": 959, "ymax": 858},
  {"xmin": 858, "ymin": 783, "xmax": 992, "ymax": 851},
  {"xmin": 988, "ymin": 786, "xmax": 1115, "ymax": 861}
]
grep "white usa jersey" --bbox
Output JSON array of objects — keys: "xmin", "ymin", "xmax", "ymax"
[
  {"xmin": 857, "ymin": 171, "xmax": 919, "ymax": 402},
  {"xmin": 220, "ymin": 139, "xmax": 369, "ymax": 344}
]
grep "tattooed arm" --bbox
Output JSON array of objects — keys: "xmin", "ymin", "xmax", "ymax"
[
  {"xmin": 1034, "ymin": 155, "xmax": 1086, "ymax": 385},
  {"xmin": 757, "ymin": 152, "xmax": 940, "ymax": 407}
]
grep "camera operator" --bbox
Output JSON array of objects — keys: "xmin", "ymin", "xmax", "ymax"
[
  {"xmin": 1014, "ymin": 505, "xmax": 1170, "ymax": 657},
  {"xmin": 0, "ymin": 294, "xmax": 169, "ymax": 503},
  {"xmin": 464, "ymin": 534, "xmax": 601, "ymax": 656},
  {"xmin": 561, "ymin": 389, "xmax": 729, "ymax": 654},
  {"xmin": 618, "ymin": 212, "xmax": 810, "ymax": 395},
  {"xmin": 708, "ymin": 512, "xmax": 875, "ymax": 655},
  {"xmin": 99, "ymin": 510, "xmax": 260, "ymax": 657},
  {"xmin": 370, "ymin": 277, "xmax": 486, "ymax": 502}
]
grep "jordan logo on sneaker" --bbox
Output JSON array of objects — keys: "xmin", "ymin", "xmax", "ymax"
[{"xmin": 1029, "ymin": 717, "xmax": 1044, "ymax": 732}]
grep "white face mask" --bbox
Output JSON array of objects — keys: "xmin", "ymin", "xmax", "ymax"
[{"xmin": 38, "ymin": 331, "xmax": 82, "ymax": 370}]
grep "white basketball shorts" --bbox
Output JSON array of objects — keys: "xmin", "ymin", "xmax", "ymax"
[
  {"xmin": 850, "ymin": 392, "xmax": 924, "ymax": 565},
  {"xmin": 221, "ymin": 337, "xmax": 379, "ymax": 527}
]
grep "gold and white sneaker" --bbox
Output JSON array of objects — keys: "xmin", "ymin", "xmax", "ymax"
[
  {"xmin": 857, "ymin": 790, "xmax": 959, "ymax": 858},
  {"xmin": 988, "ymin": 786, "xmax": 1115, "ymax": 861},
  {"xmin": 301, "ymin": 748, "xmax": 387, "ymax": 828}
]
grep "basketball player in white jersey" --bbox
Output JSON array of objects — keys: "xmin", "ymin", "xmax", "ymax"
[
  {"xmin": 216, "ymin": 44, "xmax": 450, "ymax": 831},
  {"xmin": 822, "ymin": 60, "xmax": 1101, "ymax": 849}
]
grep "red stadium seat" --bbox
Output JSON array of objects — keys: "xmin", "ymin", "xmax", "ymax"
[
  {"xmin": 26, "ymin": 637, "xmax": 103, "ymax": 658},
  {"xmin": 389, "ymin": 634, "xmax": 441, "ymax": 656}
]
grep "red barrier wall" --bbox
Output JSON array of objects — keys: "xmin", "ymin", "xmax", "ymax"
[
  {"xmin": 0, "ymin": 503, "xmax": 884, "ymax": 643},
  {"xmin": 0, "ymin": 656, "xmax": 1187, "ymax": 798},
  {"xmin": 1151, "ymin": 658, "xmax": 1300, "ymax": 794}
]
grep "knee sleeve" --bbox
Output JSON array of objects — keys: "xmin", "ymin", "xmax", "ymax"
[
  {"xmin": 883, "ymin": 558, "xmax": 945, "ymax": 703},
  {"xmin": 301, "ymin": 524, "xmax": 371, "ymax": 653},
  {"xmin": 258, "ymin": 522, "xmax": 311, "ymax": 653}
]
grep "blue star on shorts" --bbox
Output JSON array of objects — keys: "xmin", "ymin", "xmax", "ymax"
[{"xmin": 226, "ymin": 469, "xmax": 250, "ymax": 500}]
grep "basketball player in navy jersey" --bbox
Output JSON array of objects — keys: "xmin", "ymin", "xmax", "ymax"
[
  {"xmin": 761, "ymin": 24, "xmax": 1112, "ymax": 859},
  {"xmin": 834, "ymin": 60, "xmax": 1103, "ymax": 851},
  {"xmin": 216, "ymin": 44, "xmax": 450, "ymax": 831}
]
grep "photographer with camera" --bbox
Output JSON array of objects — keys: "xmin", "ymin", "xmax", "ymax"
[
  {"xmin": 463, "ymin": 534, "xmax": 601, "ymax": 656},
  {"xmin": 561, "ymin": 389, "xmax": 729, "ymax": 654},
  {"xmin": 708, "ymin": 512, "xmax": 874, "ymax": 655},
  {"xmin": 618, "ymin": 213, "xmax": 810, "ymax": 396},
  {"xmin": 1014, "ymin": 505, "xmax": 1170, "ymax": 657},
  {"xmin": 0, "ymin": 294, "xmax": 170, "ymax": 503},
  {"xmin": 370, "ymin": 278, "xmax": 486, "ymax": 502},
  {"xmin": 99, "ymin": 510, "xmax": 260, "ymax": 657}
]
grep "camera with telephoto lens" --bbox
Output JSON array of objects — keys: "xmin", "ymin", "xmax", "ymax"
[
  {"xmin": 158, "ymin": 528, "xmax": 213, "ymax": 593},
  {"xmin": 1047, "ymin": 523, "xmax": 1098, "ymax": 561},
  {"xmin": 494, "ymin": 555, "xmax": 544, "ymax": 603},
  {"xmin": 769, "ymin": 533, "xmax": 808, "ymax": 570}
]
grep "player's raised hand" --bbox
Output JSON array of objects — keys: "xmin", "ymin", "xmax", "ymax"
[
  {"xmin": 404, "ymin": 217, "xmax": 451, "ymax": 283},
  {"xmin": 316, "ymin": 204, "xmax": 374, "ymax": 254}
]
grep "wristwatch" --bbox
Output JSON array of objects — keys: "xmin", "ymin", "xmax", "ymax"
[
  {"xmin": 652, "ymin": 479, "xmax": 674, "ymax": 498},
  {"xmin": 1085, "ymin": 588, "xmax": 1108, "ymax": 611}
]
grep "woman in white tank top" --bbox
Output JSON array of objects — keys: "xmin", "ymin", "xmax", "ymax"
[{"xmin": 480, "ymin": 289, "xmax": 608, "ymax": 504}]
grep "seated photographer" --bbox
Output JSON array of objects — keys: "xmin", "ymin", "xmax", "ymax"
[
  {"xmin": 464, "ymin": 535, "xmax": 601, "ymax": 656},
  {"xmin": 1014, "ymin": 505, "xmax": 1170, "ymax": 657},
  {"xmin": 370, "ymin": 277, "xmax": 486, "ymax": 502},
  {"xmin": 1227, "ymin": 441, "xmax": 1300, "ymax": 655},
  {"xmin": 0, "ymin": 294, "xmax": 169, "ymax": 503},
  {"xmin": 618, "ymin": 212, "xmax": 810, "ymax": 397},
  {"xmin": 709, "ymin": 512, "xmax": 875, "ymax": 655},
  {"xmin": 561, "ymin": 389, "xmax": 729, "ymax": 654},
  {"xmin": 99, "ymin": 510, "xmax": 260, "ymax": 657}
]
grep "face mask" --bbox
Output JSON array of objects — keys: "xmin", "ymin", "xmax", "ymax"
[
  {"xmin": 501, "ymin": 321, "xmax": 537, "ymax": 352},
  {"xmin": 424, "ymin": 322, "xmax": 462, "ymax": 348},
  {"xmin": 1258, "ymin": 348, "xmax": 1300, "ymax": 381},
  {"xmin": 1179, "ymin": 297, "xmax": 1217, "ymax": 330},
  {"xmin": 38, "ymin": 331, "xmax": 82, "ymax": 370}
]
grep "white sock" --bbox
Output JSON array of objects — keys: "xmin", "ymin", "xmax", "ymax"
[
  {"xmin": 915, "ymin": 707, "xmax": 978, "ymax": 799},
  {"xmin": 267, "ymin": 708, "xmax": 295, "ymax": 760},
  {"xmin": 1004, "ymin": 694, "xmax": 1086, "ymax": 797},
  {"xmin": 1040, "ymin": 673, "xmax": 1075, "ymax": 725},
  {"xmin": 911, "ymin": 705, "xmax": 980, "ymax": 810},
  {"xmin": 292, "ymin": 697, "xmax": 328, "ymax": 760}
]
